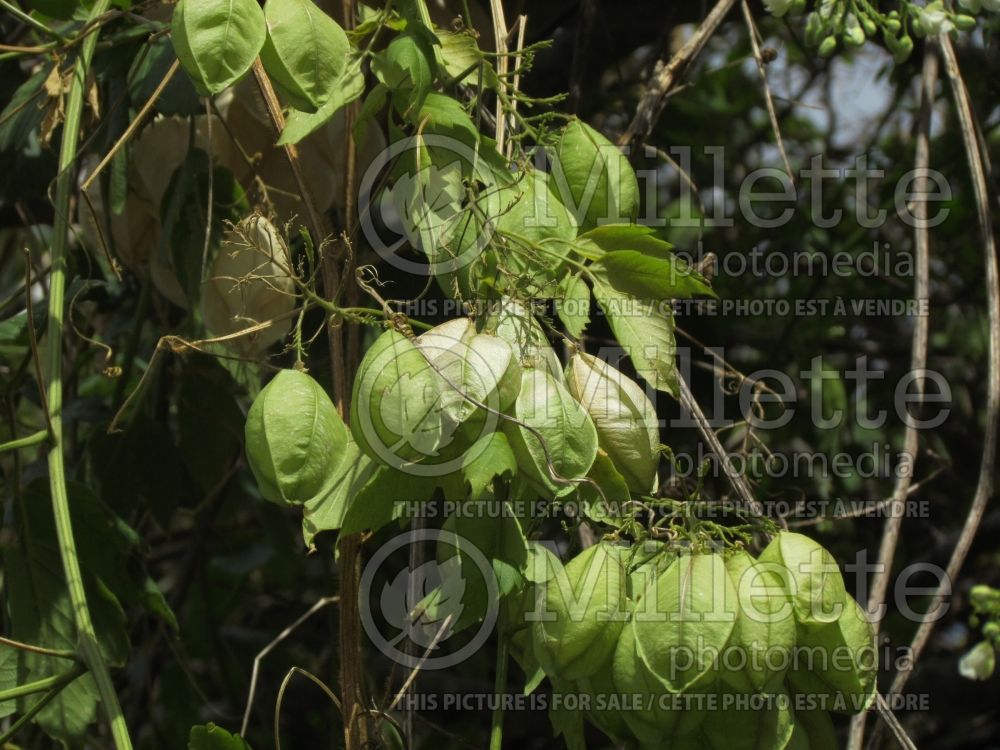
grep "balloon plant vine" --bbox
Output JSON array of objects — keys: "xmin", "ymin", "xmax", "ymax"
[{"xmin": 1, "ymin": 0, "xmax": 879, "ymax": 748}]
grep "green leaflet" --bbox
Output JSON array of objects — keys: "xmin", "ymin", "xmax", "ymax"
[
  {"xmin": 503, "ymin": 368, "xmax": 599, "ymax": 498},
  {"xmin": 597, "ymin": 249, "xmax": 717, "ymax": 301},
  {"xmin": 565, "ymin": 352, "xmax": 660, "ymax": 494},
  {"xmin": 479, "ymin": 297, "xmax": 562, "ymax": 379},
  {"xmin": 631, "ymin": 552, "xmax": 736, "ymax": 694},
  {"xmin": 260, "ymin": 0, "xmax": 350, "ymax": 112},
  {"xmin": 351, "ymin": 328, "xmax": 449, "ymax": 467},
  {"xmin": 188, "ymin": 723, "xmax": 253, "ymax": 749},
  {"xmin": 461, "ymin": 431, "xmax": 518, "ymax": 497},
  {"xmin": 244, "ymin": 369, "xmax": 350, "ymax": 505},
  {"xmin": 787, "ymin": 596, "xmax": 878, "ymax": 714},
  {"xmin": 551, "ymin": 119, "xmax": 639, "ymax": 230},
  {"xmin": 437, "ymin": 504, "xmax": 528, "ymax": 629},
  {"xmin": 376, "ymin": 32, "xmax": 435, "ymax": 115},
  {"xmin": 301, "ymin": 439, "xmax": 377, "ymax": 548},
  {"xmin": 531, "ymin": 543, "xmax": 627, "ymax": 681},
  {"xmin": 279, "ymin": 54, "xmax": 365, "ymax": 145},
  {"xmin": 437, "ymin": 29, "xmax": 499, "ymax": 88},
  {"xmin": 557, "ymin": 272, "xmax": 591, "ymax": 339},
  {"xmin": 592, "ymin": 278, "xmax": 680, "ymax": 396},
  {"xmin": 757, "ymin": 532, "xmax": 848, "ymax": 625},
  {"xmin": 171, "ymin": 0, "xmax": 267, "ymax": 95}
]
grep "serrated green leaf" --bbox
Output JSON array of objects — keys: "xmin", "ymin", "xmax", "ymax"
[
  {"xmin": 592, "ymin": 278, "xmax": 679, "ymax": 396},
  {"xmin": 557, "ymin": 273, "xmax": 590, "ymax": 338},
  {"xmin": 551, "ymin": 119, "xmax": 639, "ymax": 230},
  {"xmin": 301, "ymin": 440, "xmax": 377, "ymax": 548},
  {"xmin": 461, "ymin": 431, "xmax": 518, "ymax": 497},
  {"xmin": 376, "ymin": 32, "xmax": 434, "ymax": 114},
  {"xmin": 170, "ymin": 0, "xmax": 266, "ymax": 95},
  {"xmin": 597, "ymin": 249, "xmax": 716, "ymax": 300}
]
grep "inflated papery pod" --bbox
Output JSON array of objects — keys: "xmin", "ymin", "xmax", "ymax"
[
  {"xmin": 202, "ymin": 215, "xmax": 296, "ymax": 356},
  {"xmin": 351, "ymin": 328, "xmax": 447, "ymax": 467},
  {"xmin": 565, "ymin": 352, "xmax": 660, "ymax": 494},
  {"xmin": 623, "ymin": 552, "xmax": 736, "ymax": 694},
  {"xmin": 721, "ymin": 549, "xmax": 797, "ymax": 693},
  {"xmin": 787, "ymin": 709, "xmax": 839, "ymax": 750},
  {"xmin": 757, "ymin": 532, "xmax": 848, "ymax": 626},
  {"xmin": 689, "ymin": 686, "xmax": 797, "ymax": 750},
  {"xmin": 503, "ymin": 368, "xmax": 598, "ymax": 498},
  {"xmin": 531, "ymin": 542, "xmax": 627, "ymax": 681},
  {"xmin": 244, "ymin": 369, "xmax": 349, "ymax": 505},
  {"xmin": 787, "ymin": 595, "xmax": 878, "ymax": 714},
  {"xmin": 414, "ymin": 318, "xmax": 521, "ymax": 425},
  {"xmin": 576, "ymin": 666, "xmax": 631, "ymax": 746}
]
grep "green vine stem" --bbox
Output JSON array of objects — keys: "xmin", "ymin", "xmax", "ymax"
[
  {"xmin": 0, "ymin": 663, "xmax": 86, "ymax": 703},
  {"xmin": 488, "ymin": 599, "xmax": 509, "ymax": 750},
  {"xmin": 40, "ymin": 2, "xmax": 134, "ymax": 750},
  {"xmin": 0, "ymin": 663, "xmax": 87, "ymax": 746}
]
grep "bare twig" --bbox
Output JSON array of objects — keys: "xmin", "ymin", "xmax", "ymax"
[
  {"xmin": 740, "ymin": 1, "xmax": 794, "ymax": 186},
  {"xmin": 387, "ymin": 613, "xmax": 457, "ymax": 712},
  {"xmin": 79, "ymin": 58, "xmax": 179, "ymax": 194},
  {"xmin": 873, "ymin": 693, "xmax": 919, "ymax": 750},
  {"xmin": 274, "ymin": 667, "xmax": 343, "ymax": 750},
  {"xmin": 489, "ymin": 0, "xmax": 509, "ymax": 153},
  {"xmin": 0, "ymin": 634, "xmax": 76, "ymax": 660},
  {"xmin": 618, "ymin": 0, "xmax": 738, "ymax": 152},
  {"xmin": 240, "ymin": 596, "xmax": 339, "ymax": 736},
  {"xmin": 882, "ymin": 35, "xmax": 1000, "ymax": 700},
  {"xmin": 849, "ymin": 40, "xmax": 939, "ymax": 750},
  {"xmin": 678, "ymin": 376, "xmax": 764, "ymax": 517}
]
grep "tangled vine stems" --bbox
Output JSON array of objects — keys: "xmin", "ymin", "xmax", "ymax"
[{"xmin": 39, "ymin": 1, "xmax": 135, "ymax": 749}]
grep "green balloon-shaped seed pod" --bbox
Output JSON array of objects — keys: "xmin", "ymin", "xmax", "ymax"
[
  {"xmin": 629, "ymin": 552, "xmax": 737, "ymax": 695},
  {"xmin": 552, "ymin": 119, "xmax": 640, "ymax": 231},
  {"xmin": 244, "ymin": 369, "xmax": 349, "ymax": 505},
  {"xmin": 503, "ymin": 368, "xmax": 599, "ymax": 498},
  {"xmin": 688, "ymin": 685, "xmax": 797, "ymax": 750},
  {"xmin": 351, "ymin": 328, "xmax": 448, "ymax": 468},
  {"xmin": 787, "ymin": 595, "xmax": 878, "ymax": 715},
  {"xmin": 787, "ymin": 709, "xmax": 838, "ymax": 750},
  {"xmin": 613, "ymin": 612, "xmax": 684, "ymax": 744},
  {"xmin": 721, "ymin": 549, "xmax": 797, "ymax": 693},
  {"xmin": 757, "ymin": 532, "xmax": 848, "ymax": 626},
  {"xmin": 478, "ymin": 297, "xmax": 562, "ymax": 379},
  {"xmin": 414, "ymin": 318, "xmax": 522, "ymax": 425},
  {"xmin": 530, "ymin": 542, "xmax": 628, "ymax": 681},
  {"xmin": 565, "ymin": 352, "xmax": 660, "ymax": 494},
  {"xmin": 576, "ymin": 666, "xmax": 632, "ymax": 745}
]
